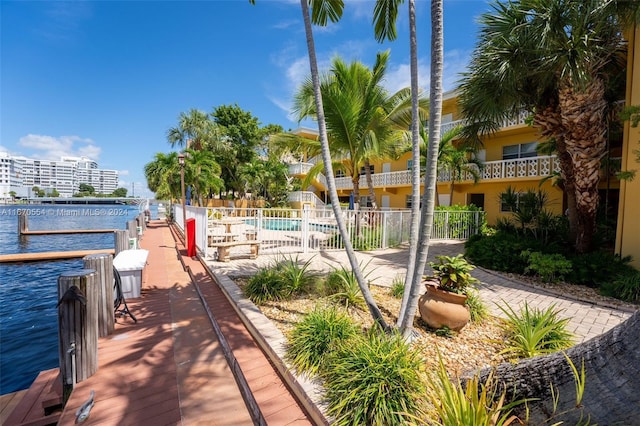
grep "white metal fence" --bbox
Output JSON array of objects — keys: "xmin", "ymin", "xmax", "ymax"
[{"xmin": 173, "ymin": 205, "xmax": 484, "ymax": 259}]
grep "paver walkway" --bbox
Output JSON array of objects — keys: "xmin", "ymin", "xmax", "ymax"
[{"xmin": 205, "ymin": 240, "xmax": 636, "ymax": 343}]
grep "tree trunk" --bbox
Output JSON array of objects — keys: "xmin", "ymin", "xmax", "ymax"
[
  {"xmin": 467, "ymin": 311, "xmax": 640, "ymax": 424},
  {"xmin": 534, "ymin": 107, "xmax": 579, "ymax": 243},
  {"xmin": 398, "ymin": 0, "xmax": 421, "ymax": 329},
  {"xmin": 364, "ymin": 160, "xmax": 378, "ymax": 210},
  {"xmin": 559, "ymin": 79, "xmax": 607, "ymax": 253},
  {"xmin": 299, "ymin": 0, "xmax": 388, "ymax": 330},
  {"xmin": 400, "ymin": 0, "xmax": 444, "ymax": 334}
]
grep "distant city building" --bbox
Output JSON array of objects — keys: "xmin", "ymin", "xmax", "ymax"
[{"xmin": 0, "ymin": 152, "xmax": 119, "ymax": 199}]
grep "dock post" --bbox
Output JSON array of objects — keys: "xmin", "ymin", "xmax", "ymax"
[
  {"xmin": 83, "ymin": 253, "xmax": 114, "ymax": 337},
  {"xmin": 127, "ymin": 220, "xmax": 138, "ymax": 248},
  {"xmin": 57, "ymin": 269, "xmax": 98, "ymax": 404},
  {"xmin": 17, "ymin": 210, "xmax": 28, "ymax": 234},
  {"xmin": 114, "ymin": 230, "xmax": 128, "ymax": 255}
]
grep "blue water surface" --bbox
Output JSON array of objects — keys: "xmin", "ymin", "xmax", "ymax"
[{"xmin": 0, "ymin": 204, "xmax": 151, "ymax": 394}]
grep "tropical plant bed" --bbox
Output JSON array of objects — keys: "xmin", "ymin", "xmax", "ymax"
[{"xmin": 234, "ymin": 279, "xmax": 509, "ymax": 376}]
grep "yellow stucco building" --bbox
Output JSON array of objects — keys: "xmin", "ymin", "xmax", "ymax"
[
  {"xmin": 289, "ymin": 27, "xmax": 639, "ymax": 266},
  {"xmin": 616, "ymin": 26, "xmax": 640, "ymax": 267}
]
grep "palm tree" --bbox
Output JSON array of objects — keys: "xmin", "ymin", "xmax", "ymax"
[
  {"xmin": 436, "ymin": 131, "xmax": 483, "ymax": 205},
  {"xmin": 372, "ymin": 0, "xmax": 445, "ymax": 335},
  {"xmin": 167, "ymin": 109, "xmax": 222, "ymax": 151},
  {"xmin": 183, "ymin": 148, "xmax": 224, "ymax": 206},
  {"xmin": 293, "ymin": 52, "xmax": 413, "ymax": 213},
  {"xmin": 257, "ymin": 0, "xmax": 388, "ymax": 329},
  {"xmin": 299, "ymin": 0, "xmax": 389, "ymax": 329},
  {"xmin": 458, "ymin": 0, "xmax": 640, "ymax": 253},
  {"xmin": 144, "ymin": 152, "xmax": 181, "ymax": 201}
]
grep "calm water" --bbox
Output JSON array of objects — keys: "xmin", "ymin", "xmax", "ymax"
[{"xmin": 0, "ymin": 204, "xmax": 149, "ymax": 394}]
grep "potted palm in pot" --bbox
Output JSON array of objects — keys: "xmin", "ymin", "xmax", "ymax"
[{"xmin": 418, "ymin": 254, "xmax": 479, "ymax": 331}]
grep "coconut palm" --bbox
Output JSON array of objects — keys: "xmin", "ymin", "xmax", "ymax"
[
  {"xmin": 437, "ymin": 134, "xmax": 483, "ymax": 205},
  {"xmin": 458, "ymin": 0, "xmax": 640, "ymax": 253},
  {"xmin": 298, "ymin": 0, "xmax": 389, "ymax": 329},
  {"xmin": 372, "ymin": 0, "xmax": 445, "ymax": 335},
  {"xmin": 293, "ymin": 52, "xmax": 416, "ymax": 213},
  {"xmin": 250, "ymin": 0, "xmax": 388, "ymax": 328}
]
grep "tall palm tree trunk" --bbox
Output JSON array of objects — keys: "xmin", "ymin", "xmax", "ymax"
[
  {"xmin": 397, "ymin": 0, "xmax": 421, "ymax": 330},
  {"xmin": 299, "ymin": 0, "xmax": 388, "ymax": 329},
  {"xmin": 559, "ymin": 79, "xmax": 608, "ymax": 253},
  {"xmin": 400, "ymin": 0, "xmax": 444, "ymax": 334}
]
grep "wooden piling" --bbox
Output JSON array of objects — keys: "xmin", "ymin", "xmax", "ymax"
[
  {"xmin": 18, "ymin": 211, "xmax": 28, "ymax": 234},
  {"xmin": 83, "ymin": 253, "xmax": 114, "ymax": 337},
  {"xmin": 114, "ymin": 230, "xmax": 129, "ymax": 255},
  {"xmin": 126, "ymin": 220, "xmax": 138, "ymax": 247},
  {"xmin": 57, "ymin": 269, "xmax": 98, "ymax": 403}
]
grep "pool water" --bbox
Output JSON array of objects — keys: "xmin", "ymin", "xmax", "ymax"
[{"xmin": 243, "ymin": 218, "xmax": 336, "ymax": 232}]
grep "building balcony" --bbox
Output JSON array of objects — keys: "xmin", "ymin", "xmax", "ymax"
[{"xmin": 289, "ymin": 155, "xmax": 561, "ymax": 191}]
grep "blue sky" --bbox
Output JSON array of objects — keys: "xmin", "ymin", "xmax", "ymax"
[{"xmin": 1, "ymin": 0, "xmax": 492, "ymax": 198}]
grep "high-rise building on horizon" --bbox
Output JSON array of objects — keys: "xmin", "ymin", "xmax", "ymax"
[{"xmin": 0, "ymin": 152, "xmax": 119, "ymax": 199}]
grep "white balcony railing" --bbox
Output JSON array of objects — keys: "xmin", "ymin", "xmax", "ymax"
[
  {"xmin": 430, "ymin": 109, "xmax": 530, "ymax": 137},
  {"xmin": 292, "ymin": 155, "xmax": 560, "ymax": 190}
]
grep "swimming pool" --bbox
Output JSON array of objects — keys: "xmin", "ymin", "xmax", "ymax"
[{"xmin": 243, "ymin": 218, "xmax": 336, "ymax": 232}]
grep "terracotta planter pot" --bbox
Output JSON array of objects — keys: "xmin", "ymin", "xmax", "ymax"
[{"xmin": 418, "ymin": 284, "xmax": 470, "ymax": 332}]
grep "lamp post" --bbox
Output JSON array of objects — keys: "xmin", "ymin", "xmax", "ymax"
[{"xmin": 178, "ymin": 153, "xmax": 186, "ymax": 232}]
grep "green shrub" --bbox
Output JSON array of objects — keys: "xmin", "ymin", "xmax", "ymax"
[
  {"xmin": 422, "ymin": 357, "xmax": 522, "ymax": 426},
  {"xmin": 464, "ymin": 232, "xmax": 546, "ymax": 273},
  {"xmin": 322, "ymin": 330, "xmax": 427, "ymax": 426},
  {"xmin": 522, "ymin": 250, "xmax": 572, "ymax": 283},
  {"xmin": 325, "ymin": 265, "xmax": 366, "ymax": 309},
  {"xmin": 285, "ymin": 305, "xmax": 358, "ymax": 376},
  {"xmin": 498, "ymin": 302, "xmax": 574, "ymax": 359},
  {"xmin": 275, "ymin": 254, "xmax": 319, "ymax": 295},
  {"xmin": 566, "ymin": 251, "xmax": 633, "ymax": 288},
  {"xmin": 390, "ymin": 274, "xmax": 405, "ymax": 299},
  {"xmin": 243, "ymin": 268, "xmax": 288, "ymax": 303},
  {"xmin": 465, "ymin": 289, "xmax": 489, "ymax": 323},
  {"xmin": 601, "ymin": 270, "xmax": 640, "ymax": 303}
]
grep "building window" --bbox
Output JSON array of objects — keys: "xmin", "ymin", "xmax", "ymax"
[
  {"xmin": 360, "ymin": 165, "xmax": 374, "ymax": 175},
  {"xmin": 335, "ymin": 170, "xmax": 345, "ymax": 178},
  {"xmin": 500, "ymin": 192, "xmax": 524, "ymax": 212},
  {"xmin": 405, "ymin": 195, "xmax": 422, "ymax": 209},
  {"xmin": 407, "ymin": 160, "xmax": 413, "ymax": 170},
  {"xmin": 502, "ymin": 142, "xmax": 538, "ymax": 160},
  {"xmin": 468, "ymin": 193, "xmax": 485, "ymax": 210}
]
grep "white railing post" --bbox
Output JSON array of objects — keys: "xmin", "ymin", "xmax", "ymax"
[{"xmin": 301, "ymin": 205, "xmax": 310, "ymax": 254}]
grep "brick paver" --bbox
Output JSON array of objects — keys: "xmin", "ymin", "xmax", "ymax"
[{"xmin": 205, "ymin": 240, "xmax": 635, "ymax": 343}]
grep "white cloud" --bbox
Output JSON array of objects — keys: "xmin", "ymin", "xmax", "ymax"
[
  {"xmin": 18, "ymin": 134, "xmax": 101, "ymax": 161},
  {"xmin": 118, "ymin": 170, "xmax": 130, "ymax": 176},
  {"xmin": 381, "ymin": 47, "xmax": 472, "ymax": 95}
]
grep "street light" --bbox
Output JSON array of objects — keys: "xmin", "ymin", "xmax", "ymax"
[{"xmin": 178, "ymin": 153, "xmax": 186, "ymax": 232}]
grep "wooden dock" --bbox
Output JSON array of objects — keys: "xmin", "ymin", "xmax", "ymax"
[
  {"xmin": 1, "ymin": 220, "xmax": 317, "ymax": 425},
  {"xmin": 20, "ymin": 229, "xmax": 117, "ymax": 235},
  {"xmin": 0, "ymin": 249, "xmax": 116, "ymax": 263}
]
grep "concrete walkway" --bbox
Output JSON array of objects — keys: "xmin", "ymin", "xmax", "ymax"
[{"xmin": 204, "ymin": 240, "xmax": 636, "ymax": 344}]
